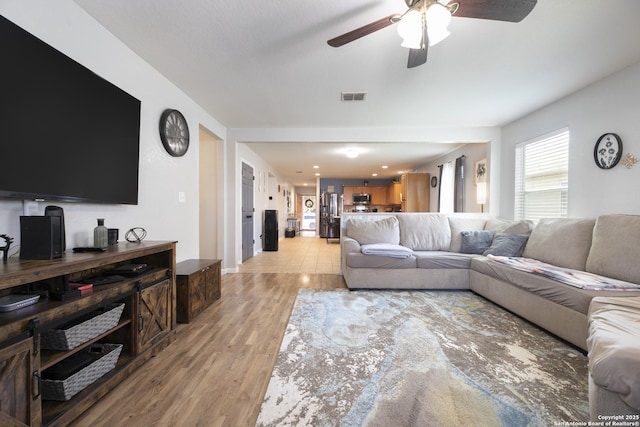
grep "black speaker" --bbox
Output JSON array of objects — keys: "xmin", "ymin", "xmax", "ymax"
[
  {"xmin": 263, "ymin": 229, "xmax": 278, "ymax": 251},
  {"xmin": 45, "ymin": 205, "xmax": 66, "ymax": 252},
  {"xmin": 263, "ymin": 210, "xmax": 278, "ymax": 251},
  {"xmin": 20, "ymin": 216, "xmax": 63, "ymax": 260},
  {"xmin": 264, "ymin": 210, "xmax": 277, "ymax": 230}
]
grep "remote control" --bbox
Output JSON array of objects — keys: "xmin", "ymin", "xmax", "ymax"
[{"xmin": 72, "ymin": 247, "xmax": 105, "ymax": 253}]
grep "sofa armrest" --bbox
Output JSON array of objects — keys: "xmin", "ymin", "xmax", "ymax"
[
  {"xmin": 341, "ymin": 237, "xmax": 361, "ymax": 277},
  {"xmin": 342, "ymin": 236, "xmax": 361, "ymax": 253}
]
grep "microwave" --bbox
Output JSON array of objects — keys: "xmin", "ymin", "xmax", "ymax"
[{"xmin": 353, "ymin": 193, "xmax": 371, "ymax": 205}]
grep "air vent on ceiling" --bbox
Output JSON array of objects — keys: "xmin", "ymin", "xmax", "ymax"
[{"xmin": 341, "ymin": 92, "xmax": 367, "ymax": 102}]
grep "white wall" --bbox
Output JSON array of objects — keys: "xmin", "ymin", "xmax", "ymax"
[
  {"xmin": 0, "ymin": 1, "xmax": 226, "ymax": 262},
  {"xmin": 500, "ymin": 61, "xmax": 640, "ymax": 219}
]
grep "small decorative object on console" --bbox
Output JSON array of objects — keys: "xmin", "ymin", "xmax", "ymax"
[
  {"xmin": 94, "ymin": 219, "xmax": 108, "ymax": 249},
  {"xmin": 0, "ymin": 234, "xmax": 13, "ymax": 262},
  {"xmin": 125, "ymin": 227, "xmax": 147, "ymax": 243}
]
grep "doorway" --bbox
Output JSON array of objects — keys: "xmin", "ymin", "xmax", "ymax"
[{"xmin": 199, "ymin": 126, "xmax": 221, "ymax": 259}]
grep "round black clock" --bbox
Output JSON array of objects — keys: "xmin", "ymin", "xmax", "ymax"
[
  {"xmin": 594, "ymin": 133, "xmax": 622, "ymax": 169},
  {"xmin": 159, "ymin": 109, "xmax": 189, "ymax": 157}
]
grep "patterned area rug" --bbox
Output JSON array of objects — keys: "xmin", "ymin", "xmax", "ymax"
[{"xmin": 256, "ymin": 289, "xmax": 589, "ymax": 427}]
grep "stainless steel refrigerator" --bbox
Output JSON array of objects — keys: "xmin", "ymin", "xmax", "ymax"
[{"xmin": 320, "ymin": 192, "xmax": 341, "ymax": 239}]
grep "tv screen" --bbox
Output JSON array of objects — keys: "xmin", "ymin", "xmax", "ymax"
[{"xmin": 0, "ymin": 15, "xmax": 141, "ymax": 205}]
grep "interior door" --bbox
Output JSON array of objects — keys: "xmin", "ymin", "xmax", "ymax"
[{"xmin": 241, "ymin": 162, "xmax": 254, "ymax": 261}]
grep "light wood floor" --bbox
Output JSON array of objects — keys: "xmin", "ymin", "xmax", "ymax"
[{"xmin": 72, "ymin": 235, "xmax": 346, "ymax": 426}]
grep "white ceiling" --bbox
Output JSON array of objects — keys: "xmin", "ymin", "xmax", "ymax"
[{"xmin": 73, "ymin": 0, "xmax": 640, "ymax": 186}]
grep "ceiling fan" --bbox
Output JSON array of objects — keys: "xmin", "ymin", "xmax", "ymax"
[{"xmin": 327, "ymin": 0, "xmax": 537, "ymax": 68}]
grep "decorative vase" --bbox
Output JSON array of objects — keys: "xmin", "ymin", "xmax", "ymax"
[{"xmin": 94, "ymin": 218, "xmax": 108, "ymax": 248}]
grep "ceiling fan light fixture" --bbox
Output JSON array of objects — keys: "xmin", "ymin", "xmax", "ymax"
[
  {"xmin": 426, "ymin": 2, "xmax": 452, "ymax": 46},
  {"xmin": 397, "ymin": 9, "xmax": 423, "ymax": 49}
]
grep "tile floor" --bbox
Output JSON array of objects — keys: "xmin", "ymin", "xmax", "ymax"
[{"xmin": 238, "ymin": 231, "xmax": 342, "ymax": 274}]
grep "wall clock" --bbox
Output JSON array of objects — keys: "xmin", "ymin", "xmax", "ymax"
[
  {"xmin": 159, "ymin": 109, "xmax": 190, "ymax": 157},
  {"xmin": 305, "ymin": 199, "xmax": 314, "ymax": 208},
  {"xmin": 594, "ymin": 133, "xmax": 622, "ymax": 169}
]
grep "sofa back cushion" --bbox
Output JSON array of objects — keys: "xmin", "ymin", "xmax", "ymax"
[
  {"xmin": 397, "ymin": 214, "xmax": 451, "ymax": 251},
  {"xmin": 484, "ymin": 218, "xmax": 534, "ymax": 235},
  {"xmin": 522, "ymin": 218, "xmax": 596, "ymax": 271},
  {"xmin": 448, "ymin": 217, "xmax": 487, "ymax": 252},
  {"xmin": 586, "ymin": 214, "xmax": 640, "ymax": 284},
  {"xmin": 345, "ymin": 216, "xmax": 400, "ymax": 245}
]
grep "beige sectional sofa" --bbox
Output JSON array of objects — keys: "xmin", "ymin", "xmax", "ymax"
[{"xmin": 340, "ymin": 212, "xmax": 640, "ymax": 419}]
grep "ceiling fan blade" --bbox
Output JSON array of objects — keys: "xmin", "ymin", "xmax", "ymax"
[
  {"xmin": 327, "ymin": 14, "xmax": 400, "ymax": 47},
  {"xmin": 407, "ymin": 46, "xmax": 427, "ymax": 68},
  {"xmin": 407, "ymin": 18, "xmax": 428, "ymax": 68},
  {"xmin": 454, "ymin": 0, "xmax": 537, "ymax": 22}
]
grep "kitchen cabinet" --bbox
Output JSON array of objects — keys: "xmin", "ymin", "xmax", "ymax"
[
  {"xmin": 401, "ymin": 173, "xmax": 430, "ymax": 212},
  {"xmin": 343, "ymin": 185, "xmax": 387, "ymax": 206},
  {"xmin": 342, "ymin": 186, "xmax": 363, "ymax": 205},
  {"xmin": 369, "ymin": 186, "xmax": 388, "ymax": 205},
  {"xmin": 388, "ymin": 182, "xmax": 402, "ymax": 205}
]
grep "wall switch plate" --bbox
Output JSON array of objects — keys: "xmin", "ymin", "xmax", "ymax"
[{"xmin": 178, "ymin": 192, "xmax": 186, "ymax": 203}]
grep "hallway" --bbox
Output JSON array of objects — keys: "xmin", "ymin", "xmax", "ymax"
[{"xmin": 238, "ymin": 232, "xmax": 342, "ymax": 274}]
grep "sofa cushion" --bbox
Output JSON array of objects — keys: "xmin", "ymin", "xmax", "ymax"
[
  {"xmin": 485, "ymin": 218, "xmax": 534, "ymax": 235},
  {"xmin": 415, "ymin": 251, "xmax": 478, "ymax": 269},
  {"xmin": 346, "ymin": 217, "xmax": 399, "ymax": 245},
  {"xmin": 472, "ymin": 257, "xmax": 623, "ymax": 315},
  {"xmin": 398, "ymin": 214, "xmax": 451, "ymax": 251},
  {"xmin": 522, "ymin": 218, "xmax": 596, "ymax": 271},
  {"xmin": 448, "ymin": 217, "xmax": 487, "ymax": 252},
  {"xmin": 483, "ymin": 233, "xmax": 529, "ymax": 257},
  {"xmin": 588, "ymin": 296, "xmax": 640, "ymax": 410},
  {"xmin": 586, "ymin": 214, "xmax": 640, "ymax": 284},
  {"xmin": 346, "ymin": 252, "xmax": 417, "ymax": 269},
  {"xmin": 460, "ymin": 230, "xmax": 495, "ymax": 254}
]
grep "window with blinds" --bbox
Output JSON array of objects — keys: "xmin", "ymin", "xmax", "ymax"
[{"xmin": 514, "ymin": 128, "xmax": 569, "ymax": 221}]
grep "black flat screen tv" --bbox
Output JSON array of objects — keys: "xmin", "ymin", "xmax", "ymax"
[{"xmin": 0, "ymin": 15, "xmax": 141, "ymax": 205}]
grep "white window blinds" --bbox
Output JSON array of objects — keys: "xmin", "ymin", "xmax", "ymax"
[{"xmin": 515, "ymin": 129, "xmax": 569, "ymax": 221}]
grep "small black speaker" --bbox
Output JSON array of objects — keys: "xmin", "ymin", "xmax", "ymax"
[
  {"xmin": 45, "ymin": 205, "xmax": 66, "ymax": 252},
  {"xmin": 263, "ymin": 229, "xmax": 278, "ymax": 251},
  {"xmin": 264, "ymin": 210, "xmax": 277, "ymax": 230},
  {"xmin": 20, "ymin": 216, "xmax": 63, "ymax": 260}
]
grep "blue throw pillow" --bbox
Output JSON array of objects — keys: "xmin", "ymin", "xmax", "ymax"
[
  {"xmin": 483, "ymin": 233, "xmax": 529, "ymax": 257},
  {"xmin": 460, "ymin": 230, "xmax": 495, "ymax": 254}
]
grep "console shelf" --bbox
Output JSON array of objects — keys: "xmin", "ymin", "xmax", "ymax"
[{"xmin": 0, "ymin": 241, "xmax": 177, "ymax": 426}]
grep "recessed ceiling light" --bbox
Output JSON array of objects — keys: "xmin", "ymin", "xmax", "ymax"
[
  {"xmin": 313, "ymin": 165, "xmax": 319, "ymax": 169},
  {"xmin": 345, "ymin": 149, "xmax": 359, "ymax": 158},
  {"xmin": 372, "ymin": 173, "xmax": 378, "ymax": 177},
  {"xmin": 304, "ymin": 183, "xmax": 308, "ymax": 186},
  {"xmin": 382, "ymin": 165, "xmax": 388, "ymax": 169},
  {"xmin": 397, "ymin": 171, "xmax": 403, "ymax": 174},
  {"xmin": 315, "ymin": 173, "xmax": 320, "ymax": 176}
]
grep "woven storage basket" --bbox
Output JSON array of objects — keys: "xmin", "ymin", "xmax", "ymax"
[
  {"xmin": 41, "ymin": 303, "xmax": 125, "ymax": 350},
  {"xmin": 42, "ymin": 343, "xmax": 123, "ymax": 401}
]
